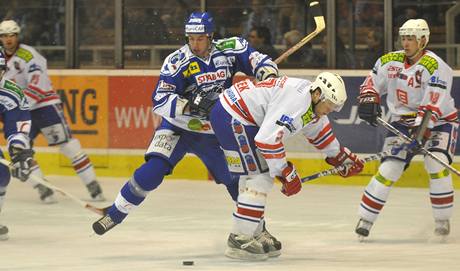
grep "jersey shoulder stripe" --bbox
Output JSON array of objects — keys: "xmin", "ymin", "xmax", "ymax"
[
  {"xmin": 214, "ymin": 37, "xmax": 247, "ymax": 52},
  {"xmin": 16, "ymin": 47, "xmax": 34, "ymax": 63},
  {"xmin": 418, "ymin": 54, "xmax": 438, "ymax": 75},
  {"xmin": 380, "ymin": 52, "xmax": 405, "ymax": 66}
]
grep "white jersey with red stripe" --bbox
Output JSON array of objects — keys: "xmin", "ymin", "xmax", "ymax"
[
  {"xmin": 360, "ymin": 50, "xmax": 457, "ymax": 127},
  {"xmin": 3, "ymin": 44, "xmax": 61, "ymax": 110},
  {"xmin": 220, "ymin": 76, "xmax": 341, "ymax": 177}
]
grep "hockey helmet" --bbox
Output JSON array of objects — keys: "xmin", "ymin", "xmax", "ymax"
[
  {"xmin": 310, "ymin": 72, "xmax": 347, "ymax": 112},
  {"xmin": 0, "ymin": 20, "xmax": 21, "ymax": 35},
  {"xmin": 185, "ymin": 12, "xmax": 214, "ymax": 36},
  {"xmin": 399, "ymin": 19, "xmax": 430, "ymax": 47}
]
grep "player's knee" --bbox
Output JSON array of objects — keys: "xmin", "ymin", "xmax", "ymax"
[
  {"xmin": 243, "ymin": 173, "xmax": 273, "ymax": 198},
  {"xmin": 133, "ymin": 156, "xmax": 171, "ymax": 191},
  {"xmin": 424, "ymin": 152, "xmax": 448, "ymax": 174},
  {"xmin": 59, "ymin": 138, "xmax": 82, "ymax": 158},
  {"xmin": 379, "ymin": 159, "xmax": 405, "ymax": 182}
]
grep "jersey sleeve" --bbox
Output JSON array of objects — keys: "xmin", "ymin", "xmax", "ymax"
[
  {"xmin": 151, "ymin": 50, "xmax": 188, "ymax": 118},
  {"xmin": 415, "ymin": 58, "xmax": 456, "ymax": 127},
  {"xmin": 359, "ymin": 57, "xmax": 389, "ymax": 97},
  {"xmin": 22, "ymin": 53, "xmax": 57, "ymax": 107},
  {"xmin": 217, "ymin": 37, "xmax": 278, "ymax": 77},
  {"xmin": 301, "ymin": 116, "xmax": 341, "ymax": 158}
]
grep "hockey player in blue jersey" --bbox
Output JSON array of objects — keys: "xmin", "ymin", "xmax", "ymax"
[
  {"xmin": 92, "ymin": 12, "xmax": 282, "ymax": 255},
  {"xmin": 0, "ymin": 51, "xmax": 36, "ymax": 240}
]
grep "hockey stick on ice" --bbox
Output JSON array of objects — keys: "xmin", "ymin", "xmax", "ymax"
[
  {"xmin": 0, "ymin": 158, "xmax": 107, "ymax": 215},
  {"xmin": 376, "ymin": 117, "xmax": 460, "ymax": 176},
  {"xmin": 274, "ymin": 1, "xmax": 325, "ymax": 64},
  {"xmin": 301, "ymin": 150, "xmax": 392, "ymax": 182}
]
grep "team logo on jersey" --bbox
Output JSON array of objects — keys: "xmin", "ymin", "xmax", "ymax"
[
  {"xmin": 195, "ymin": 69, "xmax": 228, "ymax": 85},
  {"xmin": 157, "ymin": 80, "xmax": 176, "ymax": 92},
  {"xmin": 213, "ymin": 56, "xmax": 229, "ymax": 68},
  {"xmin": 28, "ymin": 63, "xmax": 42, "ymax": 73},
  {"xmin": 276, "ymin": 114, "xmax": 295, "ymax": 132},
  {"xmin": 301, "ymin": 106, "xmax": 314, "ymax": 126}
]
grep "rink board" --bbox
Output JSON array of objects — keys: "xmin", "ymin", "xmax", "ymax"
[{"xmin": 1, "ymin": 69, "xmax": 459, "ymax": 187}]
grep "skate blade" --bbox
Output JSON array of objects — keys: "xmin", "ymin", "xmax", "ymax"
[{"xmin": 224, "ymin": 247, "xmax": 269, "ymax": 261}]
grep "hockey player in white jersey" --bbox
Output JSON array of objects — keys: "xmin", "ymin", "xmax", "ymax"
[
  {"xmin": 0, "ymin": 51, "xmax": 36, "ymax": 240},
  {"xmin": 209, "ymin": 73, "xmax": 364, "ymax": 260},
  {"xmin": 355, "ymin": 19, "xmax": 458, "ymax": 238},
  {"xmin": 0, "ymin": 20, "xmax": 105, "ymax": 203}
]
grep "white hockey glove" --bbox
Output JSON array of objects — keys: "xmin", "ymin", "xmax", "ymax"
[
  {"xmin": 255, "ymin": 65, "xmax": 278, "ymax": 82},
  {"xmin": 9, "ymin": 146, "xmax": 35, "ymax": 182}
]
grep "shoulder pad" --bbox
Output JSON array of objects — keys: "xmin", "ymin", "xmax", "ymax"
[
  {"xmin": 160, "ymin": 47, "xmax": 189, "ymax": 76},
  {"xmin": 2, "ymin": 79, "xmax": 25, "ymax": 99},
  {"xmin": 214, "ymin": 37, "xmax": 246, "ymax": 51},
  {"xmin": 16, "ymin": 47, "xmax": 34, "ymax": 63},
  {"xmin": 418, "ymin": 55, "xmax": 439, "ymax": 75},
  {"xmin": 380, "ymin": 52, "xmax": 405, "ymax": 66}
]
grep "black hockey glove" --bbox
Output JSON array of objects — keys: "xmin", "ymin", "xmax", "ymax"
[
  {"xmin": 188, "ymin": 85, "xmax": 222, "ymax": 118},
  {"xmin": 9, "ymin": 147, "xmax": 35, "ymax": 182},
  {"xmin": 357, "ymin": 92, "xmax": 381, "ymax": 126}
]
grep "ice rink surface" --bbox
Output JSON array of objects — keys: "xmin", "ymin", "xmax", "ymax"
[{"xmin": 1, "ymin": 176, "xmax": 459, "ymax": 271}]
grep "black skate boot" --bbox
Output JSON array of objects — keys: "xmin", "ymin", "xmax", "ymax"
[
  {"xmin": 355, "ymin": 218, "xmax": 373, "ymax": 240},
  {"xmin": 35, "ymin": 184, "xmax": 57, "ymax": 204},
  {"xmin": 225, "ymin": 233, "xmax": 269, "ymax": 261},
  {"xmin": 434, "ymin": 220, "xmax": 450, "ymax": 236},
  {"xmin": 92, "ymin": 214, "xmax": 117, "ymax": 235},
  {"xmin": 86, "ymin": 181, "xmax": 105, "ymax": 201},
  {"xmin": 0, "ymin": 224, "xmax": 8, "ymax": 241},
  {"xmin": 256, "ymin": 223, "xmax": 282, "ymax": 257}
]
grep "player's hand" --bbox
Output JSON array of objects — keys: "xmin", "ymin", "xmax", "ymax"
[
  {"xmin": 188, "ymin": 85, "xmax": 222, "ymax": 117},
  {"xmin": 255, "ymin": 65, "xmax": 278, "ymax": 82},
  {"xmin": 9, "ymin": 147, "xmax": 35, "ymax": 181},
  {"xmin": 276, "ymin": 161, "xmax": 302, "ymax": 196},
  {"xmin": 407, "ymin": 126, "xmax": 431, "ymax": 154},
  {"xmin": 357, "ymin": 92, "xmax": 381, "ymax": 126},
  {"xmin": 325, "ymin": 147, "xmax": 363, "ymax": 178}
]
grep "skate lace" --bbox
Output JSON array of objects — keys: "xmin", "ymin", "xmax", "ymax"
[
  {"xmin": 236, "ymin": 236, "xmax": 261, "ymax": 249},
  {"xmin": 256, "ymin": 232, "xmax": 274, "ymax": 246}
]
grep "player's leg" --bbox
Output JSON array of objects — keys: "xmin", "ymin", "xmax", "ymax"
[
  {"xmin": 356, "ymin": 122, "xmax": 411, "ymax": 238},
  {"xmin": 0, "ymin": 152, "xmax": 11, "ymax": 240},
  {"xmin": 92, "ymin": 123, "xmax": 187, "ymax": 235},
  {"xmin": 424, "ymin": 123, "xmax": 457, "ymax": 236},
  {"xmin": 34, "ymin": 104, "xmax": 104, "ymax": 201}
]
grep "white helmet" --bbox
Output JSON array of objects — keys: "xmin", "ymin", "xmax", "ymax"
[
  {"xmin": 310, "ymin": 72, "xmax": 347, "ymax": 112},
  {"xmin": 399, "ymin": 19, "xmax": 430, "ymax": 47},
  {"xmin": 0, "ymin": 20, "xmax": 21, "ymax": 35}
]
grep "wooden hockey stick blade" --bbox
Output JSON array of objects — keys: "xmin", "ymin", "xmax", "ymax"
[
  {"xmin": 0, "ymin": 158, "xmax": 106, "ymax": 215},
  {"xmin": 274, "ymin": 1, "xmax": 325, "ymax": 64},
  {"xmin": 377, "ymin": 117, "xmax": 460, "ymax": 176},
  {"xmin": 301, "ymin": 150, "xmax": 392, "ymax": 182}
]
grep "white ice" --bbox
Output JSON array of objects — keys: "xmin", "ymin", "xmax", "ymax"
[{"xmin": 1, "ymin": 176, "xmax": 459, "ymax": 271}]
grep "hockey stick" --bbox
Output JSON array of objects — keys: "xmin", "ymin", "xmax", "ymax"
[
  {"xmin": 274, "ymin": 1, "xmax": 325, "ymax": 64},
  {"xmin": 301, "ymin": 150, "xmax": 392, "ymax": 182},
  {"xmin": 376, "ymin": 117, "xmax": 460, "ymax": 176},
  {"xmin": 0, "ymin": 158, "xmax": 107, "ymax": 215}
]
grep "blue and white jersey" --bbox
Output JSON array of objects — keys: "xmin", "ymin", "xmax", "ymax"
[
  {"xmin": 152, "ymin": 37, "xmax": 278, "ymax": 134},
  {"xmin": 0, "ymin": 78, "xmax": 32, "ymax": 150}
]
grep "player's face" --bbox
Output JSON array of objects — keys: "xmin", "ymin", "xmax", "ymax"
[
  {"xmin": 315, "ymin": 99, "xmax": 336, "ymax": 117},
  {"xmin": 188, "ymin": 34, "xmax": 211, "ymax": 58},
  {"xmin": 401, "ymin": 35, "xmax": 419, "ymax": 58},
  {"xmin": 0, "ymin": 33, "xmax": 19, "ymax": 52}
]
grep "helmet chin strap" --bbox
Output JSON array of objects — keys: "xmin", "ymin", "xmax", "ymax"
[{"xmin": 407, "ymin": 39, "xmax": 426, "ymax": 61}]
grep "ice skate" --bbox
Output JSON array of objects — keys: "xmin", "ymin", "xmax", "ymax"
[
  {"xmin": 86, "ymin": 181, "xmax": 105, "ymax": 201},
  {"xmin": 0, "ymin": 224, "xmax": 8, "ymax": 241},
  {"xmin": 225, "ymin": 233, "xmax": 269, "ymax": 261},
  {"xmin": 256, "ymin": 224, "xmax": 282, "ymax": 257},
  {"xmin": 92, "ymin": 214, "xmax": 117, "ymax": 235},
  {"xmin": 434, "ymin": 220, "xmax": 450, "ymax": 236},
  {"xmin": 355, "ymin": 218, "xmax": 373, "ymax": 241},
  {"xmin": 35, "ymin": 184, "xmax": 57, "ymax": 204}
]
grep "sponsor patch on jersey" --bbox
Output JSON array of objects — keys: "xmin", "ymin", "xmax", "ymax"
[
  {"xmin": 429, "ymin": 76, "xmax": 447, "ymax": 89},
  {"xmin": 0, "ymin": 96, "xmax": 18, "ymax": 110},
  {"xmin": 183, "ymin": 61, "xmax": 201, "ymax": 77},
  {"xmin": 16, "ymin": 120, "xmax": 31, "ymax": 134},
  {"xmin": 16, "ymin": 48, "xmax": 34, "ymax": 62},
  {"xmin": 418, "ymin": 55, "xmax": 438, "ymax": 75},
  {"xmin": 146, "ymin": 129, "xmax": 180, "ymax": 158},
  {"xmin": 3, "ymin": 80, "xmax": 25, "ymax": 99},
  {"xmin": 157, "ymin": 80, "xmax": 176, "ymax": 92},
  {"xmin": 301, "ymin": 106, "xmax": 315, "ymax": 126},
  {"xmin": 276, "ymin": 114, "xmax": 296, "ymax": 132},
  {"xmin": 215, "ymin": 39, "xmax": 236, "ymax": 50},
  {"xmin": 212, "ymin": 56, "xmax": 229, "ymax": 68},
  {"xmin": 196, "ymin": 69, "xmax": 228, "ymax": 85},
  {"xmin": 28, "ymin": 63, "xmax": 42, "ymax": 73},
  {"xmin": 225, "ymin": 88, "xmax": 242, "ymax": 105},
  {"xmin": 380, "ymin": 52, "xmax": 404, "ymax": 66}
]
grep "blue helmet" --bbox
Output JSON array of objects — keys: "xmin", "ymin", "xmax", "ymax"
[{"xmin": 185, "ymin": 12, "xmax": 214, "ymax": 36}]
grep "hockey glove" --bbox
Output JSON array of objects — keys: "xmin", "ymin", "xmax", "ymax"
[
  {"xmin": 255, "ymin": 65, "xmax": 278, "ymax": 82},
  {"xmin": 357, "ymin": 92, "xmax": 381, "ymax": 126},
  {"xmin": 188, "ymin": 86, "xmax": 222, "ymax": 118},
  {"xmin": 276, "ymin": 161, "xmax": 302, "ymax": 197},
  {"xmin": 325, "ymin": 147, "xmax": 364, "ymax": 178},
  {"xmin": 9, "ymin": 147, "xmax": 35, "ymax": 181},
  {"xmin": 407, "ymin": 126, "xmax": 431, "ymax": 154}
]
